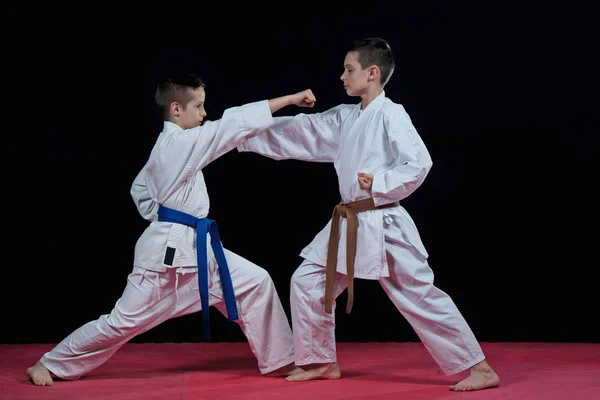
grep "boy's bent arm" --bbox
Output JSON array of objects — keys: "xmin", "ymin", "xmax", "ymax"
[
  {"xmin": 371, "ymin": 111, "xmax": 433, "ymax": 207},
  {"xmin": 131, "ymin": 164, "xmax": 159, "ymax": 221}
]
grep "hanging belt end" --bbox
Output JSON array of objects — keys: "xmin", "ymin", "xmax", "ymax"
[
  {"xmin": 345, "ymin": 292, "xmax": 354, "ymax": 314},
  {"xmin": 227, "ymin": 312, "xmax": 239, "ymax": 322}
]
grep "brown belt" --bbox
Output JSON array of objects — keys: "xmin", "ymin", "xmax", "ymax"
[{"xmin": 324, "ymin": 198, "xmax": 399, "ymax": 314}]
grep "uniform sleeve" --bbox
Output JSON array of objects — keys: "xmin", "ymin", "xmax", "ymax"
[
  {"xmin": 236, "ymin": 104, "xmax": 347, "ymax": 163},
  {"xmin": 150, "ymin": 100, "xmax": 274, "ymax": 201},
  {"xmin": 190, "ymin": 99, "xmax": 274, "ymax": 170},
  {"xmin": 130, "ymin": 163, "xmax": 159, "ymax": 221},
  {"xmin": 371, "ymin": 105, "xmax": 433, "ymax": 207}
]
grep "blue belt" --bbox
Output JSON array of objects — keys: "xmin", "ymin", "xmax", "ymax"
[{"xmin": 157, "ymin": 205, "xmax": 238, "ymax": 339}]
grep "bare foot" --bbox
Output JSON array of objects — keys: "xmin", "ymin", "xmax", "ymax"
[
  {"xmin": 285, "ymin": 362, "xmax": 341, "ymax": 381},
  {"xmin": 264, "ymin": 362, "xmax": 305, "ymax": 377},
  {"xmin": 449, "ymin": 360, "xmax": 500, "ymax": 391},
  {"xmin": 26, "ymin": 361, "xmax": 54, "ymax": 386}
]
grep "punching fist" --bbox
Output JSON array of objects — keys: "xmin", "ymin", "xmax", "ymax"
[{"xmin": 290, "ymin": 89, "xmax": 316, "ymax": 107}]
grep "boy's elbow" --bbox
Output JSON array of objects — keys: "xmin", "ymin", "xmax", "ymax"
[
  {"xmin": 130, "ymin": 188, "xmax": 141, "ymax": 203},
  {"xmin": 415, "ymin": 159, "xmax": 433, "ymax": 183},
  {"xmin": 419, "ymin": 153, "xmax": 433, "ymax": 173},
  {"xmin": 425, "ymin": 158, "xmax": 433, "ymax": 172}
]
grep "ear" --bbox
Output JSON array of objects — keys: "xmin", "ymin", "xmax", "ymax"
[
  {"xmin": 368, "ymin": 66, "xmax": 381, "ymax": 82},
  {"xmin": 169, "ymin": 102, "xmax": 181, "ymax": 117}
]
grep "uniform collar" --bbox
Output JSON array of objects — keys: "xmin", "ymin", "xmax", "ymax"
[{"xmin": 163, "ymin": 121, "xmax": 184, "ymax": 133}]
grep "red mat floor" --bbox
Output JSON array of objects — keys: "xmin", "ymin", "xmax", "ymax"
[{"xmin": 2, "ymin": 342, "xmax": 598, "ymax": 399}]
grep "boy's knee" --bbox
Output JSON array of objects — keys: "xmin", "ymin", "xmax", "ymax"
[{"xmin": 105, "ymin": 310, "xmax": 141, "ymax": 333}]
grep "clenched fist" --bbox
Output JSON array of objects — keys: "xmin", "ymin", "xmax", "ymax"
[{"xmin": 290, "ymin": 89, "xmax": 316, "ymax": 107}]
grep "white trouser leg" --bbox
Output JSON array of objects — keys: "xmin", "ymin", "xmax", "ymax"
[
  {"xmin": 41, "ymin": 248, "xmax": 295, "ymax": 379},
  {"xmin": 379, "ymin": 237, "xmax": 485, "ymax": 375},
  {"xmin": 40, "ymin": 266, "xmax": 202, "ymax": 380},
  {"xmin": 289, "ymin": 259, "xmax": 347, "ymax": 366},
  {"xmin": 210, "ymin": 249, "xmax": 295, "ymax": 374}
]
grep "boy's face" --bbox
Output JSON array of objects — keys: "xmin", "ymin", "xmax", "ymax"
[
  {"xmin": 340, "ymin": 51, "xmax": 371, "ymax": 97},
  {"xmin": 174, "ymin": 86, "xmax": 207, "ymax": 130}
]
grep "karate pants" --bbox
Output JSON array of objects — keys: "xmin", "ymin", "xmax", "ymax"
[
  {"xmin": 290, "ymin": 237, "xmax": 485, "ymax": 375},
  {"xmin": 40, "ymin": 249, "xmax": 295, "ymax": 379}
]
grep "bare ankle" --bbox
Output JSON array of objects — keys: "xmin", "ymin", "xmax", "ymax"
[
  {"xmin": 304, "ymin": 362, "xmax": 335, "ymax": 368},
  {"xmin": 471, "ymin": 360, "xmax": 493, "ymax": 373}
]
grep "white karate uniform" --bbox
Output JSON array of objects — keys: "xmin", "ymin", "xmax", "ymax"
[
  {"xmin": 40, "ymin": 100, "xmax": 295, "ymax": 379},
  {"xmin": 237, "ymin": 92, "xmax": 485, "ymax": 375}
]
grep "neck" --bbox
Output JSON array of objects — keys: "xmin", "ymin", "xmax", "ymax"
[{"xmin": 360, "ymin": 86, "xmax": 384, "ymax": 110}]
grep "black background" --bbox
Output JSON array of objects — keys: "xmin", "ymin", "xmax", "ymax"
[{"xmin": 2, "ymin": 1, "xmax": 598, "ymax": 345}]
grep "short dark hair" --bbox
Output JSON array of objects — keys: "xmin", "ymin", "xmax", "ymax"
[
  {"xmin": 348, "ymin": 37, "xmax": 395, "ymax": 86},
  {"xmin": 155, "ymin": 71, "xmax": 206, "ymax": 119}
]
